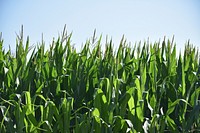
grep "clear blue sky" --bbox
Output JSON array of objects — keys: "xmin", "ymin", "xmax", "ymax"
[{"xmin": 0, "ymin": 0, "xmax": 200, "ymax": 52}]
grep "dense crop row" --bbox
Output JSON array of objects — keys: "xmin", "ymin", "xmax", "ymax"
[{"xmin": 0, "ymin": 30, "xmax": 200, "ymax": 132}]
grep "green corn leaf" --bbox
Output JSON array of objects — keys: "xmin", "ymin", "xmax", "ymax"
[
  {"xmin": 92, "ymin": 108, "xmax": 100, "ymax": 123},
  {"xmin": 24, "ymin": 91, "xmax": 33, "ymax": 115},
  {"xmin": 190, "ymin": 87, "xmax": 200, "ymax": 106},
  {"xmin": 167, "ymin": 99, "xmax": 188, "ymax": 116},
  {"xmin": 166, "ymin": 116, "xmax": 178, "ymax": 131}
]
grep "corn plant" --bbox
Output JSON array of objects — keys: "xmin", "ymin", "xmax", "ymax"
[{"xmin": 0, "ymin": 29, "xmax": 200, "ymax": 132}]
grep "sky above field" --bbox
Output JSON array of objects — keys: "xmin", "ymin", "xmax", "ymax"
[{"xmin": 0, "ymin": 0, "xmax": 200, "ymax": 53}]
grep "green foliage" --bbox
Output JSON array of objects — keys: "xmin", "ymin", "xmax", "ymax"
[{"xmin": 0, "ymin": 30, "xmax": 200, "ymax": 132}]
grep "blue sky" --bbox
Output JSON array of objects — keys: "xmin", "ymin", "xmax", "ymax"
[{"xmin": 0, "ymin": 0, "xmax": 200, "ymax": 52}]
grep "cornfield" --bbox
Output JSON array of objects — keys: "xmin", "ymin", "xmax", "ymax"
[{"xmin": 0, "ymin": 29, "xmax": 200, "ymax": 132}]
